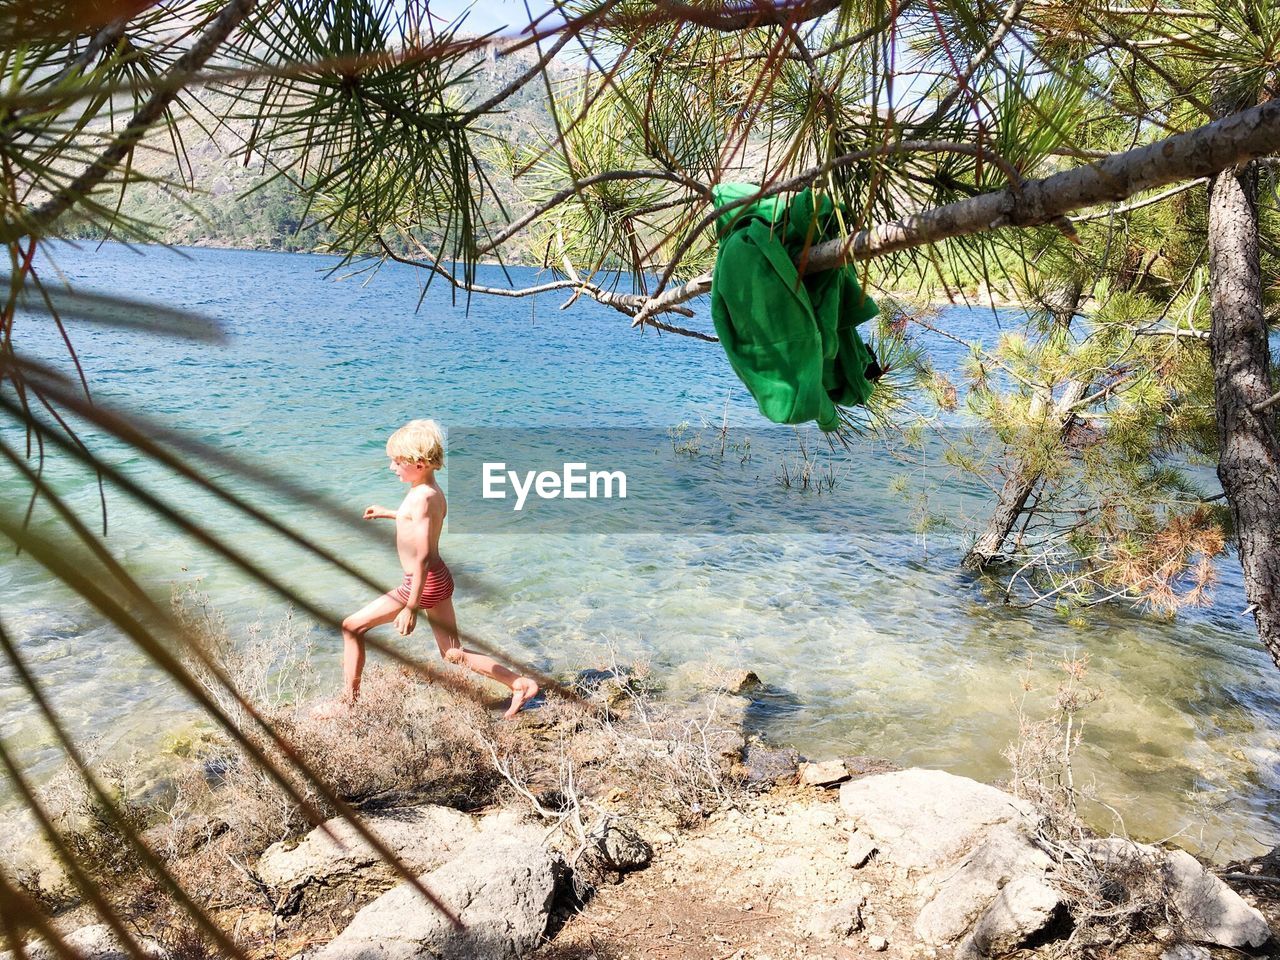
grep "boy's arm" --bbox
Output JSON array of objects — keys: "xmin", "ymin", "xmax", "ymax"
[{"xmin": 394, "ymin": 493, "xmax": 437, "ymax": 635}]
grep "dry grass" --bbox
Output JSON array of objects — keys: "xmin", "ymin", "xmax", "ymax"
[
  {"xmin": 12, "ymin": 601, "xmax": 755, "ymax": 960},
  {"xmin": 12, "ymin": 588, "xmax": 520, "ymax": 952},
  {"xmin": 152, "ymin": 589, "xmax": 515, "ymax": 893},
  {"xmin": 482, "ymin": 656, "xmax": 748, "ymax": 905},
  {"xmin": 12, "ymin": 751, "xmax": 152, "ymax": 913}
]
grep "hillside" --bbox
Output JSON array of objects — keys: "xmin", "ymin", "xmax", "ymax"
[{"xmin": 62, "ymin": 41, "xmax": 563, "ymax": 259}]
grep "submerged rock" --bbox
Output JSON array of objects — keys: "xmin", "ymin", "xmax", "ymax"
[
  {"xmin": 723, "ymin": 670, "xmax": 763, "ymax": 695},
  {"xmin": 573, "ymin": 667, "xmax": 641, "ymax": 708}
]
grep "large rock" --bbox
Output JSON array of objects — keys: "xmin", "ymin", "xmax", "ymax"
[
  {"xmin": 1167, "ymin": 849, "xmax": 1270, "ymax": 947},
  {"xmin": 311, "ymin": 833, "xmax": 559, "ymax": 960},
  {"xmin": 838, "ymin": 769, "xmax": 1037, "ymax": 872},
  {"xmin": 1084, "ymin": 839, "xmax": 1270, "ymax": 949},
  {"xmin": 258, "ymin": 806, "xmax": 512, "ymax": 887},
  {"xmin": 2, "ymin": 925, "xmax": 167, "ymax": 960},
  {"xmin": 956, "ymin": 876, "xmax": 1062, "ymax": 959},
  {"xmin": 914, "ymin": 820, "xmax": 1057, "ymax": 944}
]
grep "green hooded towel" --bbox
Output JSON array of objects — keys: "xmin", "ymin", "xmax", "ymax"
[{"xmin": 709, "ymin": 183, "xmax": 880, "ymax": 432}]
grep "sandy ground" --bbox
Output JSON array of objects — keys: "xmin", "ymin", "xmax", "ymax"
[{"xmin": 539, "ymin": 785, "xmax": 923, "ymax": 960}]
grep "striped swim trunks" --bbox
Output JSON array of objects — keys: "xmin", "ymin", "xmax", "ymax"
[{"xmin": 391, "ymin": 562, "xmax": 455, "ymax": 609}]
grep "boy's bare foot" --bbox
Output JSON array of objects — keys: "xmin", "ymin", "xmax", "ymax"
[{"xmin": 504, "ymin": 678, "xmax": 539, "ymax": 719}]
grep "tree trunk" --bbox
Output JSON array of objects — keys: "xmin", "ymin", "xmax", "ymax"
[
  {"xmin": 1207, "ymin": 163, "xmax": 1280, "ymax": 666},
  {"xmin": 962, "ymin": 378, "xmax": 1090, "ymax": 568},
  {"xmin": 964, "ymin": 280, "xmax": 1087, "ymax": 570},
  {"xmin": 964, "ymin": 466, "xmax": 1042, "ymax": 569}
]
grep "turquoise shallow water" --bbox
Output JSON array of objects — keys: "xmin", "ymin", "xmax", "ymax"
[{"xmin": 2, "ymin": 242, "xmax": 1277, "ymax": 860}]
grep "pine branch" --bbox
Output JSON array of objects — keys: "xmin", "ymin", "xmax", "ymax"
[
  {"xmin": 624, "ymin": 98, "xmax": 1280, "ymax": 321},
  {"xmin": 803, "ymin": 97, "xmax": 1280, "ymax": 270},
  {"xmin": 477, "ymin": 169, "xmax": 712, "ymax": 255},
  {"xmin": 637, "ymin": 139, "xmax": 1027, "ymax": 319},
  {"xmin": 6, "ymin": 0, "xmax": 259, "ymax": 242},
  {"xmin": 913, "ymin": 0, "xmax": 1031, "ymax": 130}
]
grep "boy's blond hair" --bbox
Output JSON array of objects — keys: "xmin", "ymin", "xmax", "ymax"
[{"xmin": 386, "ymin": 419, "xmax": 445, "ymax": 468}]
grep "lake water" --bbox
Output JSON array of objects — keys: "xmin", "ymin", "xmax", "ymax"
[{"xmin": 2, "ymin": 242, "xmax": 1276, "ymax": 861}]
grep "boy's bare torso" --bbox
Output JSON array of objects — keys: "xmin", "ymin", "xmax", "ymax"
[{"xmin": 396, "ymin": 480, "xmax": 446, "ymax": 573}]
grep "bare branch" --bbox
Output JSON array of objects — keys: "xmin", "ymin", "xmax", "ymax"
[
  {"xmin": 629, "ymin": 274, "xmax": 714, "ymax": 328},
  {"xmin": 377, "ymin": 238, "xmax": 718, "ymax": 341},
  {"xmin": 1254, "ymin": 390, "xmax": 1280, "ymax": 414},
  {"xmin": 1127, "ymin": 326, "xmax": 1209, "ymax": 340},
  {"xmin": 1070, "ymin": 178, "xmax": 1207, "ymax": 222}
]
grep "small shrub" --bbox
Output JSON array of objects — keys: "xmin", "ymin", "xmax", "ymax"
[
  {"xmin": 1005, "ymin": 654, "xmax": 1190, "ymax": 956},
  {"xmin": 40, "ymin": 754, "xmax": 151, "ymax": 889}
]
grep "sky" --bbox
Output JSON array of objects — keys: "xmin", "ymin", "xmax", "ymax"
[{"xmin": 426, "ymin": 0, "xmax": 557, "ymax": 37}]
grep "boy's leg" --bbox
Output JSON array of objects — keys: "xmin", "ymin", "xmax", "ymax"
[
  {"xmin": 341, "ymin": 593, "xmax": 403, "ymax": 699},
  {"xmin": 426, "ymin": 598, "xmax": 539, "ymax": 717}
]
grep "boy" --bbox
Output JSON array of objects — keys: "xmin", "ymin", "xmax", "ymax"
[{"xmin": 340, "ymin": 419, "xmax": 539, "ymax": 718}]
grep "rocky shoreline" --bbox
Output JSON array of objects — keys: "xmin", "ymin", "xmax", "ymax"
[{"xmin": 6, "ymin": 667, "xmax": 1278, "ymax": 960}]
